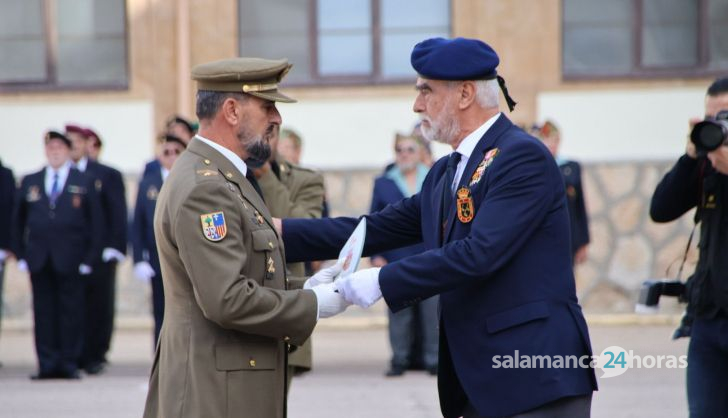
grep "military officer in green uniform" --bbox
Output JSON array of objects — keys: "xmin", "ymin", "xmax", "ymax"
[
  {"xmin": 252, "ymin": 127, "xmax": 326, "ymax": 388},
  {"xmin": 142, "ymin": 57, "xmax": 350, "ymax": 418}
]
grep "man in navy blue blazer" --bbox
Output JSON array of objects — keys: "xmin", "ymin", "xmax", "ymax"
[
  {"xmin": 131, "ymin": 135, "xmax": 186, "ymax": 346},
  {"xmin": 66, "ymin": 125, "xmax": 128, "ymax": 375},
  {"xmin": 12, "ymin": 131, "xmax": 103, "ymax": 379},
  {"xmin": 279, "ymin": 38, "xmax": 597, "ymax": 417}
]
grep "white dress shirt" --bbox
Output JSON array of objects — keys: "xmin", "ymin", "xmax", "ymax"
[
  {"xmin": 195, "ymin": 135, "xmax": 248, "ymax": 177},
  {"xmin": 44, "ymin": 161, "xmax": 72, "ymax": 198},
  {"xmin": 451, "ymin": 112, "xmax": 502, "ymax": 192},
  {"xmin": 161, "ymin": 167, "xmax": 170, "ymax": 182},
  {"xmin": 75, "ymin": 156, "xmax": 89, "ymax": 173}
]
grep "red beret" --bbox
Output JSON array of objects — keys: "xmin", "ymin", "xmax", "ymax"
[{"xmin": 65, "ymin": 124, "xmax": 87, "ymax": 137}]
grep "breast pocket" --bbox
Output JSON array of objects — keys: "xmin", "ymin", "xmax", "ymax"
[{"xmin": 250, "ymin": 228, "xmax": 281, "ymax": 284}]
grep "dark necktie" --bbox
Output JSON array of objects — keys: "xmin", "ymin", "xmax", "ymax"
[
  {"xmin": 49, "ymin": 172, "xmax": 60, "ymax": 205},
  {"xmin": 245, "ymin": 169, "xmax": 265, "ymax": 201},
  {"xmin": 440, "ymin": 152, "xmax": 461, "ymax": 241}
]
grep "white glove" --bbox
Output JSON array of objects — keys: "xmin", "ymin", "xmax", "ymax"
[
  {"xmin": 102, "ymin": 247, "xmax": 126, "ymax": 263},
  {"xmin": 304, "ymin": 261, "xmax": 343, "ymax": 290},
  {"xmin": 335, "ymin": 267, "xmax": 382, "ymax": 308},
  {"xmin": 17, "ymin": 259, "xmax": 29, "ymax": 273},
  {"xmin": 311, "ymin": 282, "xmax": 351, "ymax": 319},
  {"xmin": 134, "ymin": 261, "xmax": 156, "ymax": 283},
  {"xmin": 79, "ymin": 264, "xmax": 93, "ymax": 275}
]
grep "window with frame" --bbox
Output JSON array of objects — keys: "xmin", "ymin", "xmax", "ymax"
[
  {"xmin": 238, "ymin": 0, "xmax": 451, "ymax": 85},
  {"xmin": 0, "ymin": 0, "xmax": 128, "ymax": 91},
  {"xmin": 562, "ymin": 0, "xmax": 728, "ymax": 79}
]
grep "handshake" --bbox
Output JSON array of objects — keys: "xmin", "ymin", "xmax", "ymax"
[{"xmin": 306, "ymin": 262, "xmax": 383, "ymax": 319}]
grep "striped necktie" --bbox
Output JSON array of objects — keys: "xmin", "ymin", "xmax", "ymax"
[{"xmin": 49, "ymin": 172, "xmax": 60, "ymax": 205}]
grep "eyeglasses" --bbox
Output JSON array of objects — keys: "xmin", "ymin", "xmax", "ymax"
[
  {"xmin": 163, "ymin": 149, "xmax": 182, "ymax": 156},
  {"xmin": 395, "ymin": 146, "xmax": 417, "ymax": 154}
]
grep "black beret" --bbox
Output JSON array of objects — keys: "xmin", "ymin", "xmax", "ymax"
[
  {"xmin": 45, "ymin": 130, "xmax": 72, "ymax": 148},
  {"xmin": 162, "ymin": 134, "xmax": 187, "ymax": 149},
  {"xmin": 411, "ymin": 37, "xmax": 499, "ymax": 81}
]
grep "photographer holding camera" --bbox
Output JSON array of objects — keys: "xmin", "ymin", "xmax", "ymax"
[{"xmin": 650, "ymin": 77, "xmax": 728, "ymax": 418}]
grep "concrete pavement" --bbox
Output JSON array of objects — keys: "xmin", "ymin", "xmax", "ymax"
[{"xmin": 0, "ymin": 324, "xmax": 689, "ymax": 417}]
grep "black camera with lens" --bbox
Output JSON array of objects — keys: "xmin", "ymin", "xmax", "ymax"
[
  {"xmin": 691, "ymin": 110, "xmax": 728, "ymax": 157},
  {"xmin": 635, "ymin": 279, "xmax": 686, "ymax": 314}
]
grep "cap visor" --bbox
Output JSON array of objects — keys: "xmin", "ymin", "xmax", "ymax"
[{"xmin": 249, "ymin": 90, "xmax": 297, "ymax": 103}]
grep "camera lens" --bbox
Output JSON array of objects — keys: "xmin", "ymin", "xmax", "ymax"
[{"xmin": 691, "ymin": 121, "xmax": 727, "ymax": 152}]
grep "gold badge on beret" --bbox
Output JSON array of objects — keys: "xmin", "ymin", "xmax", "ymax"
[
  {"xmin": 456, "ymin": 187, "xmax": 474, "ymax": 224},
  {"xmin": 200, "ymin": 211, "xmax": 227, "ymax": 242},
  {"xmin": 470, "ymin": 148, "xmax": 500, "ymax": 186}
]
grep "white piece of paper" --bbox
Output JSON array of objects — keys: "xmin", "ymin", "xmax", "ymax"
[{"xmin": 337, "ymin": 217, "xmax": 367, "ymax": 278}]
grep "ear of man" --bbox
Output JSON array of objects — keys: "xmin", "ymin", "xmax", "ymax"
[{"xmin": 458, "ymin": 80, "xmax": 477, "ymax": 110}]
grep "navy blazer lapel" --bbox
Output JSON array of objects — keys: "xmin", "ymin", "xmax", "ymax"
[
  {"xmin": 443, "ymin": 114, "xmax": 513, "ymax": 243},
  {"xmin": 430, "ymin": 160, "xmax": 450, "ymax": 246}
]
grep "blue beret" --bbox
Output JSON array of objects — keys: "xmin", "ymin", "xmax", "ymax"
[{"xmin": 411, "ymin": 37, "xmax": 499, "ymax": 80}]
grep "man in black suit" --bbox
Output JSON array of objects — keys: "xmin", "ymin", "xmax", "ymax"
[
  {"xmin": 66, "ymin": 125, "xmax": 128, "ymax": 374},
  {"xmin": 12, "ymin": 131, "xmax": 103, "ymax": 379},
  {"xmin": 131, "ymin": 135, "xmax": 186, "ymax": 346},
  {"xmin": 0, "ymin": 159, "xmax": 16, "ymax": 367},
  {"xmin": 536, "ymin": 121, "xmax": 590, "ymax": 265}
]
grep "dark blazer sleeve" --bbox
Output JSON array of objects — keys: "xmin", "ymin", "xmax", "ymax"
[
  {"xmin": 571, "ymin": 162, "xmax": 590, "ymax": 248},
  {"xmin": 83, "ymin": 176, "xmax": 105, "ymax": 266},
  {"xmin": 131, "ymin": 177, "xmax": 147, "ymax": 263},
  {"xmin": 0, "ymin": 168, "xmax": 16, "ymax": 250},
  {"xmin": 106, "ymin": 166, "xmax": 128, "ymax": 252},
  {"xmin": 380, "ymin": 140, "xmax": 556, "ymax": 311},
  {"xmin": 10, "ymin": 176, "xmax": 28, "ymax": 259},
  {"xmin": 282, "ymin": 191, "xmax": 424, "ymax": 263},
  {"xmin": 369, "ymin": 177, "xmax": 390, "ymax": 262},
  {"xmin": 650, "ymin": 155, "xmax": 701, "ymax": 223}
]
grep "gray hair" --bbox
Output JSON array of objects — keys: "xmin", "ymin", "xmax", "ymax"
[
  {"xmin": 195, "ymin": 90, "xmax": 247, "ymax": 120},
  {"xmin": 475, "ymin": 79, "xmax": 500, "ymax": 109}
]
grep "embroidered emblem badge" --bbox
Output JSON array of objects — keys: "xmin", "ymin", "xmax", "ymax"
[
  {"xmin": 456, "ymin": 187, "xmax": 474, "ymax": 223},
  {"xmin": 200, "ymin": 211, "xmax": 227, "ymax": 242}
]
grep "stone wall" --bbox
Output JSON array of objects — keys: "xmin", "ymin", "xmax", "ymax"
[{"xmin": 1, "ymin": 160, "xmax": 696, "ymax": 325}]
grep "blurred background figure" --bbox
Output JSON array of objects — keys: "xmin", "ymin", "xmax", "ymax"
[
  {"xmin": 11, "ymin": 131, "xmax": 102, "ymax": 380},
  {"xmin": 277, "ymin": 128, "xmax": 303, "ymax": 165},
  {"xmin": 65, "ymin": 125, "xmax": 128, "ymax": 375},
  {"xmin": 0, "ymin": 159, "xmax": 15, "ymax": 368},
  {"xmin": 411, "ymin": 122, "xmax": 434, "ymax": 168},
  {"xmin": 142, "ymin": 115, "xmax": 196, "ymax": 178},
  {"xmin": 369, "ymin": 133, "xmax": 438, "ymax": 377},
  {"xmin": 253, "ymin": 126, "xmax": 326, "ymax": 389},
  {"xmin": 131, "ymin": 134, "xmax": 187, "ymax": 347},
  {"xmin": 86, "ymin": 130, "xmax": 103, "ymax": 161},
  {"xmin": 534, "ymin": 120, "xmax": 591, "ymax": 265}
]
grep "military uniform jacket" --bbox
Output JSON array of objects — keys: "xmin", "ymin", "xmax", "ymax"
[
  {"xmin": 143, "ymin": 138, "xmax": 318, "ymax": 418},
  {"xmin": 282, "ymin": 115, "xmax": 597, "ymax": 417},
  {"xmin": 11, "ymin": 167, "xmax": 102, "ymax": 274},
  {"xmin": 257, "ymin": 158, "xmax": 325, "ymax": 371}
]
